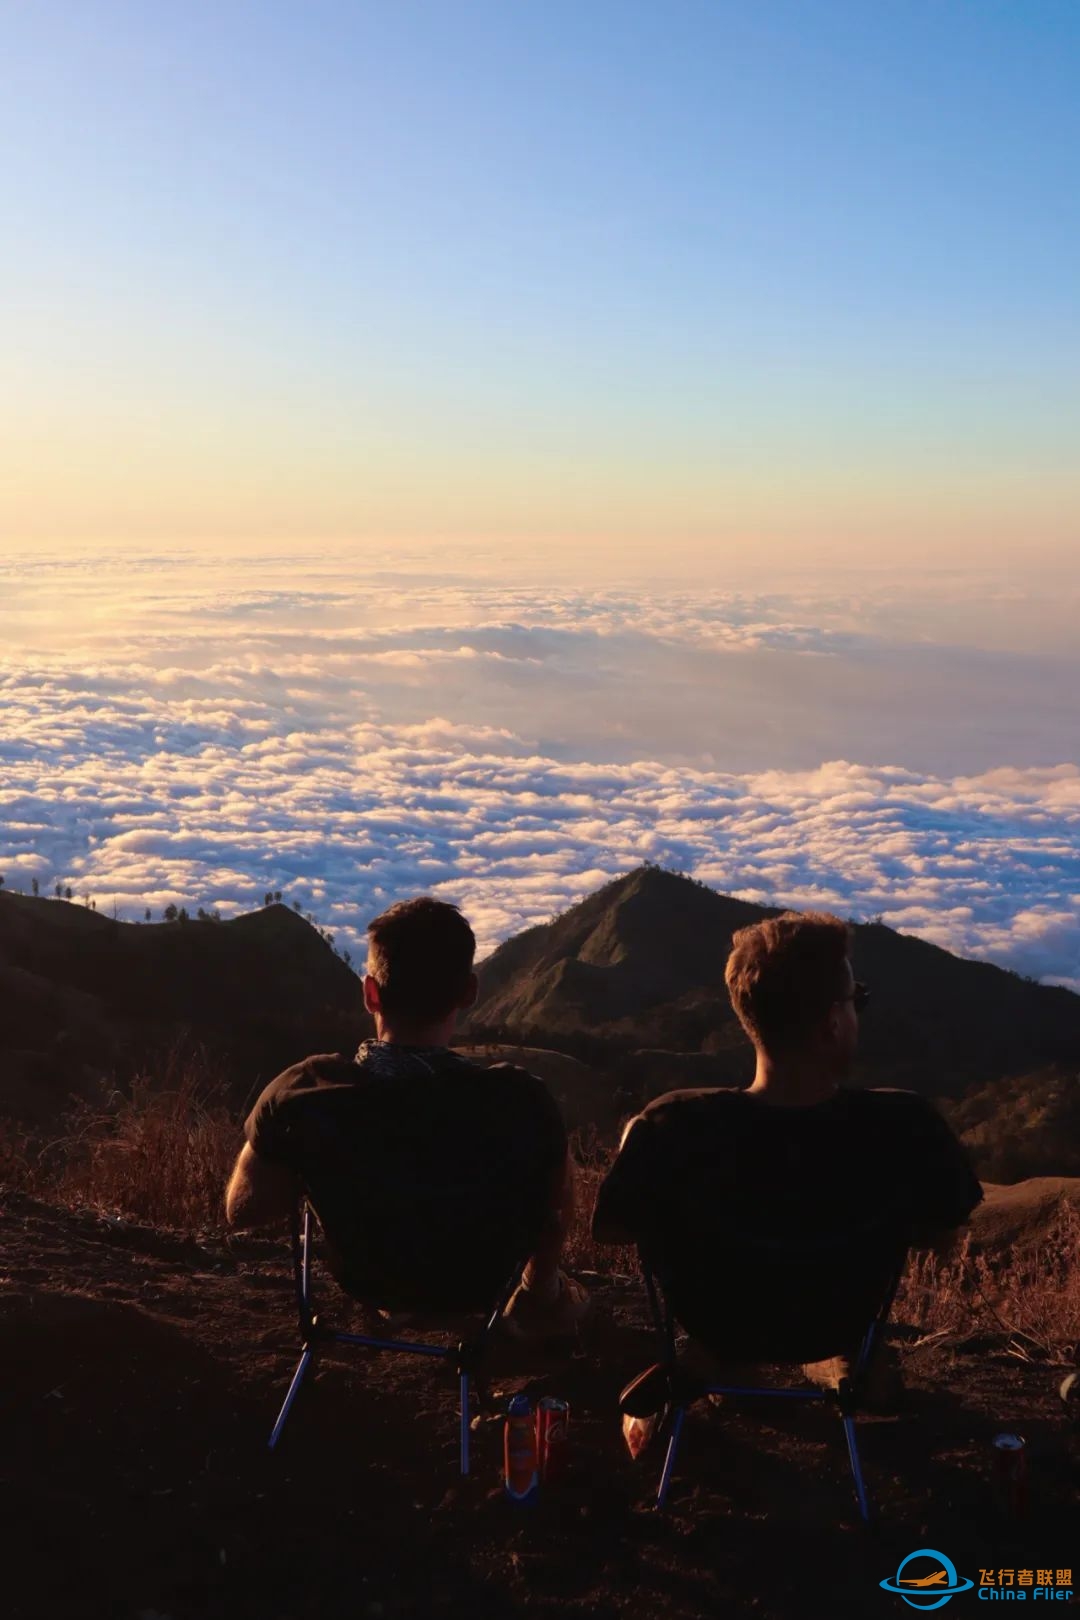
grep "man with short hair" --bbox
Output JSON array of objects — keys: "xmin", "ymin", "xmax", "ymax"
[
  {"xmin": 226, "ymin": 896, "xmax": 588, "ymax": 1337},
  {"xmin": 593, "ymin": 911, "xmax": 981, "ymax": 1385}
]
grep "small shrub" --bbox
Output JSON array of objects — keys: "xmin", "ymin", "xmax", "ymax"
[
  {"xmin": 10, "ymin": 1052, "xmax": 238, "ymax": 1229},
  {"xmin": 565, "ymin": 1127, "xmax": 635, "ymax": 1277},
  {"xmin": 895, "ymin": 1203, "xmax": 1080, "ymax": 1359}
]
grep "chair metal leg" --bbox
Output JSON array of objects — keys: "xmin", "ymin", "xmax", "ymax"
[
  {"xmin": 842, "ymin": 1413, "xmax": 871, "ymax": 1523},
  {"xmin": 460, "ymin": 1372, "xmax": 471, "ymax": 1476},
  {"xmin": 300, "ymin": 1207, "xmax": 313, "ymax": 1310},
  {"xmin": 269, "ymin": 1346, "xmax": 315, "ymax": 1450},
  {"xmin": 277, "ymin": 1204, "xmax": 515, "ymax": 1472},
  {"xmin": 656, "ymin": 1406, "xmax": 686, "ymax": 1508}
]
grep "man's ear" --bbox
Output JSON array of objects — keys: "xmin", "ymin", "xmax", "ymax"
[
  {"xmin": 363, "ymin": 975, "xmax": 383, "ymax": 1016},
  {"xmin": 460, "ymin": 971, "xmax": 479, "ymax": 1011}
]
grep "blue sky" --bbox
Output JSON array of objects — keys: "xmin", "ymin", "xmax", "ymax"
[
  {"xmin": 4, "ymin": 0, "xmax": 1079, "ymax": 556},
  {"xmin": 2, "ymin": 10, "xmax": 1078, "ymax": 985}
]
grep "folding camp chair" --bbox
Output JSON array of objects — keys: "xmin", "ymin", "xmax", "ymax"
[
  {"xmin": 621, "ymin": 1227, "xmax": 907, "ymax": 1522},
  {"xmin": 268, "ymin": 1200, "xmax": 527, "ymax": 1474}
]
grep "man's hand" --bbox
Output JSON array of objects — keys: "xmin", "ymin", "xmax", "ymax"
[{"xmin": 224, "ymin": 1142, "xmax": 299, "ymax": 1230}]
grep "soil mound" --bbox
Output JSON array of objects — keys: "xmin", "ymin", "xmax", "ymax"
[{"xmin": 2, "ymin": 1191, "xmax": 1076, "ymax": 1620}]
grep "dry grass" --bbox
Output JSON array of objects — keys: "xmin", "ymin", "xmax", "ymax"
[
  {"xmin": 566, "ymin": 1126, "xmax": 636, "ymax": 1277},
  {"xmin": 896, "ymin": 1204, "xmax": 1080, "ymax": 1363},
  {"xmin": 4, "ymin": 1067, "xmax": 1079, "ymax": 1355},
  {"xmin": 2, "ymin": 1049, "xmax": 238, "ymax": 1229}
]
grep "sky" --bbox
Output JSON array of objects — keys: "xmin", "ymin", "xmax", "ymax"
[
  {"xmin": 3, "ymin": 0, "xmax": 1079, "ymax": 563},
  {"xmin": 1, "ymin": 6, "xmax": 1078, "ymax": 990}
]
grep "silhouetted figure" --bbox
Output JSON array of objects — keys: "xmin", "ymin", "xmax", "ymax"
[
  {"xmin": 226, "ymin": 897, "xmax": 588, "ymax": 1336},
  {"xmin": 594, "ymin": 912, "xmax": 981, "ymax": 1384}
]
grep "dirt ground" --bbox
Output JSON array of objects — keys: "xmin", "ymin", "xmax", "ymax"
[{"xmin": 2, "ymin": 1191, "xmax": 1076, "ymax": 1620}]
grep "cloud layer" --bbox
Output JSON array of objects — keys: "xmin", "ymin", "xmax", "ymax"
[{"xmin": 1, "ymin": 549, "xmax": 1077, "ymax": 989}]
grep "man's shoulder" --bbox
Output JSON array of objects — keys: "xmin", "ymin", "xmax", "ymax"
[
  {"xmin": 448, "ymin": 1049, "xmax": 543, "ymax": 1087},
  {"xmin": 623, "ymin": 1087, "xmax": 751, "ymax": 1149},
  {"xmin": 475, "ymin": 1057, "xmax": 548, "ymax": 1088},
  {"xmin": 258, "ymin": 1052, "xmax": 358, "ymax": 1102},
  {"xmin": 637, "ymin": 1086, "xmax": 750, "ymax": 1123},
  {"xmin": 461, "ymin": 1057, "xmax": 565, "ymax": 1117},
  {"xmin": 244, "ymin": 1053, "xmax": 357, "ymax": 1151},
  {"xmin": 839, "ymin": 1087, "xmax": 962, "ymax": 1150},
  {"xmin": 448, "ymin": 1057, "xmax": 566, "ymax": 1146},
  {"xmin": 843, "ymin": 1086, "xmax": 942, "ymax": 1119},
  {"xmin": 289, "ymin": 1051, "xmax": 357, "ymax": 1080}
]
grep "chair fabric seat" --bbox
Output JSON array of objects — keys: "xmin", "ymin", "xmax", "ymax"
[
  {"xmin": 304, "ymin": 1170, "xmax": 542, "ymax": 1313},
  {"xmin": 643, "ymin": 1223, "xmax": 909, "ymax": 1365}
]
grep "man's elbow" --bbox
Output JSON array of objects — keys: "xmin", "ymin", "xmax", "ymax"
[
  {"xmin": 223, "ymin": 1143, "xmax": 296, "ymax": 1231},
  {"xmin": 224, "ymin": 1175, "xmax": 246, "ymax": 1229},
  {"xmin": 225, "ymin": 1186, "xmax": 292, "ymax": 1233},
  {"xmin": 224, "ymin": 1167, "xmax": 253, "ymax": 1230}
]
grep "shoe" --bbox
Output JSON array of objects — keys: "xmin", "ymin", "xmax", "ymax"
[
  {"xmin": 376, "ymin": 1306, "xmax": 421, "ymax": 1330},
  {"xmin": 618, "ymin": 1364, "xmax": 673, "ymax": 1459},
  {"xmin": 803, "ymin": 1344, "xmax": 904, "ymax": 1412},
  {"xmin": 801, "ymin": 1354, "xmax": 851, "ymax": 1391},
  {"xmin": 622, "ymin": 1409, "xmax": 664, "ymax": 1460},
  {"xmin": 501, "ymin": 1272, "xmax": 590, "ymax": 1342}
]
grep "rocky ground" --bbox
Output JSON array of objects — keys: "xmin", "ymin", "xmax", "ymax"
[{"xmin": 2, "ymin": 1191, "xmax": 1076, "ymax": 1620}]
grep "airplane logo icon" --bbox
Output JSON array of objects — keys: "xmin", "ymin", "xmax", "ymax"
[{"xmin": 881, "ymin": 1550, "xmax": 975, "ymax": 1609}]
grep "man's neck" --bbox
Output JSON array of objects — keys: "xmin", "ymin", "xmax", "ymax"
[
  {"xmin": 373, "ymin": 1017, "xmax": 455, "ymax": 1049},
  {"xmin": 746, "ymin": 1053, "xmax": 841, "ymax": 1109}
]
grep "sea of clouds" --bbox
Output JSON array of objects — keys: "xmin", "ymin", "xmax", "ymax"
[{"xmin": 1, "ymin": 547, "xmax": 1077, "ymax": 990}]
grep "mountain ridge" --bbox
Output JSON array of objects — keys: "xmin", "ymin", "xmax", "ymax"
[
  {"xmin": 467, "ymin": 865, "xmax": 1080, "ymax": 1099},
  {"xmin": 4, "ymin": 871, "xmax": 1079, "ymax": 1170}
]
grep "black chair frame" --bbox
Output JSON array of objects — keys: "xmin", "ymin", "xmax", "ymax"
[
  {"xmin": 630, "ymin": 1241, "xmax": 906, "ymax": 1521},
  {"xmin": 268, "ymin": 1200, "xmax": 526, "ymax": 1474}
]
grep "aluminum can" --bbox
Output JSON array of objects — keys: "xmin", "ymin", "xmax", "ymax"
[
  {"xmin": 536, "ymin": 1396, "xmax": 570, "ymax": 1482},
  {"xmin": 993, "ymin": 1432, "xmax": 1028, "ymax": 1518},
  {"xmin": 503, "ymin": 1394, "xmax": 540, "ymax": 1504}
]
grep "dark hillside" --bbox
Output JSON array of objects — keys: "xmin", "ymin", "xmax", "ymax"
[{"xmin": 0, "ymin": 893, "xmax": 367, "ymax": 1122}]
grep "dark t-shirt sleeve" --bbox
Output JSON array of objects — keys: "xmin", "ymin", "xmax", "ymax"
[
  {"xmin": 243, "ymin": 1069, "xmax": 292, "ymax": 1164},
  {"xmin": 592, "ymin": 1115, "xmax": 655, "ymax": 1242},
  {"xmin": 243, "ymin": 1059, "xmax": 330, "ymax": 1169},
  {"xmin": 890, "ymin": 1094, "xmax": 983, "ymax": 1239}
]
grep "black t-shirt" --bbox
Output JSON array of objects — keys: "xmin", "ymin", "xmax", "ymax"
[
  {"xmin": 593, "ymin": 1085, "xmax": 982, "ymax": 1361},
  {"xmin": 245, "ymin": 1041, "xmax": 567, "ymax": 1310}
]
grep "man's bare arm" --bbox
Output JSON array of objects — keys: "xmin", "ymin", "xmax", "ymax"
[
  {"xmin": 224, "ymin": 1142, "xmax": 299, "ymax": 1230},
  {"xmin": 591, "ymin": 1114, "xmax": 644, "ymax": 1246}
]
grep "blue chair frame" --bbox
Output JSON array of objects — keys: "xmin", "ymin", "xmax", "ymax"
[
  {"xmin": 631, "ymin": 1237, "xmax": 907, "ymax": 1521},
  {"xmin": 268, "ymin": 1201, "xmax": 526, "ymax": 1474}
]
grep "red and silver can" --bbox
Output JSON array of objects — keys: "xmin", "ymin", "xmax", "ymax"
[
  {"xmin": 536, "ymin": 1396, "xmax": 570, "ymax": 1483},
  {"xmin": 503, "ymin": 1394, "xmax": 540, "ymax": 1505},
  {"xmin": 992, "ymin": 1432, "xmax": 1028, "ymax": 1518}
]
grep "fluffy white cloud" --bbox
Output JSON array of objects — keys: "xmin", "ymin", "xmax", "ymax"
[
  {"xmin": 1, "ymin": 549, "xmax": 1077, "ymax": 986},
  {"xmin": 1, "ymin": 682, "xmax": 1078, "ymax": 982}
]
